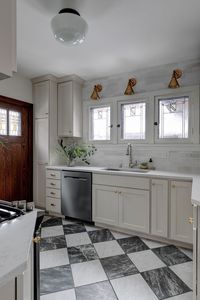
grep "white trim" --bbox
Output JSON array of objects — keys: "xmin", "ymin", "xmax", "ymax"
[
  {"xmin": 154, "ymin": 86, "xmax": 199, "ymax": 144},
  {"xmin": 83, "ymin": 85, "xmax": 200, "ymax": 146},
  {"xmin": 84, "ymin": 101, "xmax": 115, "ymax": 144},
  {"xmin": 117, "ymin": 97, "xmax": 150, "ymax": 144}
]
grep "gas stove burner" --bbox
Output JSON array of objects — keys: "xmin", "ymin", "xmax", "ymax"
[{"xmin": 0, "ymin": 204, "xmax": 24, "ymax": 223}]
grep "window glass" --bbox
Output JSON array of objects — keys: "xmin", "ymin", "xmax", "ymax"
[
  {"xmin": 159, "ymin": 97, "xmax": 188, "ymax": 139},
  {"xmin": 90, "ymin": 106, "xmax": 111, "ymax": 141},
  {"xmin": 9, "ymin": 110, "xmax": 22, "ymax": 136},
  {"xmin": 0, "ymin": 108, "xmax": 7, "ymax": 135},
  {"xmin": 121, "ymin": 102, "xmax": 146, "ymax": 140}
]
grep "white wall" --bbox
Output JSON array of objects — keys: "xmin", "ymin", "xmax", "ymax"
[
  {"xmin": 82, "ymin": 59, "xmax": 200, "ymax": 173},
  {"xmin": 83, "ymin": 59, "xmax": 200, "ymax": 100},
  {"xmin": 0, "ymin": 73, "xmax": 32, "ymax": 103}
]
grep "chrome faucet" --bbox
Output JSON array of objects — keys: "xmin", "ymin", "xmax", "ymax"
[{"xmin": 126, "ymin": 143, "xmax": 133, "ymax": 168}]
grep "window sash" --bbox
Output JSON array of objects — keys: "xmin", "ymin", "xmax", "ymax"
[{"xmin": 89, "ymin": 105, "xmax": 111, "ymax": 141}]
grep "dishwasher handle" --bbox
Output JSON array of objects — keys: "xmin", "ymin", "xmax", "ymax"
[{"xmin": 64, "ymin": 176, "xmax": 87, "ymax": 181}]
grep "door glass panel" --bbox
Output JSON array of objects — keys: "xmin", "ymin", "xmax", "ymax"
[
  {"xmin": 0, "ymin": 108, "xmax": 7, "ymax": 135},
  {"xmin": 9, "ymin": 110, "xmax": 22, "ymax": 136}
]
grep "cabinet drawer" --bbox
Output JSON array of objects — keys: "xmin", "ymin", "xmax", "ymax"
[
  {"xmin": 46, "ymin": 197, "xmax": 61, "ymax": 213},
  {"xmin": 93, "ymin": 174, "xmax": 150, "ymax": 190},
  {"xmin": 46, "ymin": 179, "xmax": 61, "ymax": 189},
  {"xmin": 46, "ymin": 188, "xmax": 61, "ymax": 198},
  {"xmin": 46, "ymin": 170, "xmax": 61, "ymax": 180}
]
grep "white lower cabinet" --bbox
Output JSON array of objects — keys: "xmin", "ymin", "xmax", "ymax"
[
  {"xmin": 119, "ymin": 188, "xmax": 149, "ymax": 233},
  {"xmin": 92, "ymin": 185, "xmax": 118, "ymax": 226},
  {"xmin": 92, "ymin": 184, "xmax": 149, "ymax": 233},
  {"xmin": 46, "ymin": 170, "xmax": 61, "ymax": 214},
  {"xmin": 0, "ymin": 244, "xmax": 33, "ymax": 300},
  {"xmin": 92, "ymin": 174, "xmax": 193, "ymax": 245},
  {"xmin": 170, "ymin": 181, "xmax": 193, "ymax": 244},
  {"xmin": 151, "ymin": 179, "xmax": 168, "ymax": 238},
  {"xmin": 0, "ymin": 279, "xmax": 15, "ymax": 300}
]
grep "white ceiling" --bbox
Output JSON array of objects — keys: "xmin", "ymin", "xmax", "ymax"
[{"xmin": 17, "ymin": 0, "xmax": 200, "ymax": 80}]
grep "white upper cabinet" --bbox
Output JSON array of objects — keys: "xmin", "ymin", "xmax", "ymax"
[
  {"xmin": 0, "ymin": 0, "xmax": 16, "ymax": 79},
  {"xmin": 33, "ymin": 81, "xmax": 49, "ymax": 118},
  {"xmin": 58, "ymin": 79, "xmax": 83, "ymax": 137},
  {"xmin": 170, "ymin": 180, "xmax": 193, "ymax": 244}
]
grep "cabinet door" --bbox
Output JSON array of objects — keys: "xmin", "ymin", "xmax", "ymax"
[
  {"xmin": 170, "ymin": 181, "xmax": 193, "ymax": 244},
  {"xmin": 0, "ymin": 0, "xmax": 16, "ymax": 78},
  {"xmin": 33, "ymin": 81, "xmax": 49, "ymax": 118},
  {"xmin": 92, "ymin": 184, "xmax": 118, "ymax": 226},
  {"xmin": 119, "ymin": 188, "xmax": 150, "ymax": 233},
  {"xmin": 0, "ymin": 279, "xmax": 15, "ymax": 300},
  {"xmin": 34, "ymin": 163, "xmax": 46, "ymax": 208},
  {"xmin": 58, "ymin": 81, "xmax": 73, "ymax": 137},
  {"xmin": 35, "ymin": 117, "xmax": 49, "ymax": 164},
  {"xmin": 151, "ymin": 179, "xmax": 168, "ymax": 238}
]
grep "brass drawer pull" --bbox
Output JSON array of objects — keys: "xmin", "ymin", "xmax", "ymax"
[
  {"xmin": 50, "ymin": 173, "xmax": 56, "ymax": 177},
  {"xmin": 188, "ymin": 217, "xmax": 194, "ymax": 224},
  {"xmin": 33, "ymin": 236, "xmax": 41, "ymax": 244},
  {"xmin": 50, "ymin": 183, "xmax": 56, "ymax": 186},
  {"xmin": 51, "ymin": 203, "xmax": 56, "ymax": 207},
  {"xmin": 50, "ymin": 192, "xmax": 55, "ymax": 195}
]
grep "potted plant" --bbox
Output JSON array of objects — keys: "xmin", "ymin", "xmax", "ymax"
[{"xmin": 57, "ymin": 139, "xmax": 97, "ymax": 166}]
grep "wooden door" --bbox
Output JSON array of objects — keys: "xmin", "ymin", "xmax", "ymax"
[{"xmin": 0, "ymin": 96, "xmax": 33, "ymax": 202}]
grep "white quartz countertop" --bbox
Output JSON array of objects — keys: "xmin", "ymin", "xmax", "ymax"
[
  {"xmin": 46, "ymin": 165, "xmax": 200, "ymax": 205},
  {"xmin": 0, "ymin": 211, "xmax": 37, "ymax": 288}
]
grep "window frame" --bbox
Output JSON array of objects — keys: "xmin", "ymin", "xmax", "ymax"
[
  {"xmin": 117, "ymin": 98, "xmax": 150, "ymax": 144},
  {"xmin": 87, "ymin": 102, "xmax": 115, "ymax": 144},
  {"xmin": 154, "ymin": 88, "xmax": 198, "ymax": 144}
]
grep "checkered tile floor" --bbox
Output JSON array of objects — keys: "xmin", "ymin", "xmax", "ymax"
[{"xmin": 40, "ymin": 217, "xmax": 193, "ymax": 300}]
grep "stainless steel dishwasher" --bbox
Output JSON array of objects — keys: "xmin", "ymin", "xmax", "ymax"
[{"xmin": 61, "ymin": 171, "xmax": 92, "ymax": 222}]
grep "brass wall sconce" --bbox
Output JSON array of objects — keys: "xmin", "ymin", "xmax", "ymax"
[
  {"xmin": 168, "ymin": 69, "xmax": 183, "ymax": 88},
  {"xmin": 124, "ymin": 78, "xmax": 137, "ymax": 95},
  {"xmin": 90, "ymin": 84, "xmax": 103, "ymax": 100}
]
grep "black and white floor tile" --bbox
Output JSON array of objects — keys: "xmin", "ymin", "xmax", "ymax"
[{"xmin": 40, "ymin": 217, "xmax": 193, "ymax": 300}]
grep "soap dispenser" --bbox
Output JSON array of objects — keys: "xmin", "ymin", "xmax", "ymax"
[{"xmin": 148, "ymin": 158, "xmax": 155, "ymax": 170}]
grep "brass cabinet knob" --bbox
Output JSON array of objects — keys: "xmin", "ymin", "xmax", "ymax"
[
  {"xmin": 50, "ymin": 173, "xmax": 56, "ymax": 177},
  {"xmin": 33, "ymin": 236, "xmax": 41, "ymax": 244},
  {"xmin": 188, "ymin": 217, "xmax": 194, "ymax": 224}
]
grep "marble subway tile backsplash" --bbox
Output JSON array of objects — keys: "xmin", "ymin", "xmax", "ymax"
[{"xmin": 89, "ymin": 144, "xmax": 200, "ymax": 174}]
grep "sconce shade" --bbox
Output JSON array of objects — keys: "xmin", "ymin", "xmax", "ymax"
[{"xmin": 51, "ymin": 8, "xmax": 88, "ymax": 46}]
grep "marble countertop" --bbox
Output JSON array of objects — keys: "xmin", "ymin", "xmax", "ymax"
[
  {"xmin": 0, "ymin": 211, "xmax": 37, "ymax": 288},
  {"xmin": 46, "ymin": 165, "xmax": 200, "ymax": 205}
]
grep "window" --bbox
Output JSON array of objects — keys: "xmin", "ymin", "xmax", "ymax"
[
  {"xmin": 9, "ymin": 111, "xmax": 21, "ymax": 136},
  {"xmin": 0, "ymin": 108, "xmax": 21, "ymax": 136},
  {"xmin": 158, "ymin": 96, "xmax": 189, "ymax": 139},
  {"xmin": 120, "ymin": 102, "xmax": 146, "ymax": 140},
  {"xmin": 89, "ymin": 106, "xmax": 111, "ymax": 141},
  {"xmin": 0, "ymin": 108, "xmax": 7, "ymax": 135}
]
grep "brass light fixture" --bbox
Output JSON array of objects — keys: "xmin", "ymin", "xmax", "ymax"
[
  {"xmin": 168, "ymin": 69, "xmax": 183, "ymax": 88},
  {"xmin": 124, "ymin": 78, "xmax": 137, "ymax": 95},
  {"xmin": 90, "ymin": 84, "xmax": 102, "ymax": 100}
]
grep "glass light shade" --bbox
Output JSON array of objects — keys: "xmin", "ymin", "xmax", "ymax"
[{"xmin": 51, "ymin": 12, "xmax": 88, "ymax": 45}]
